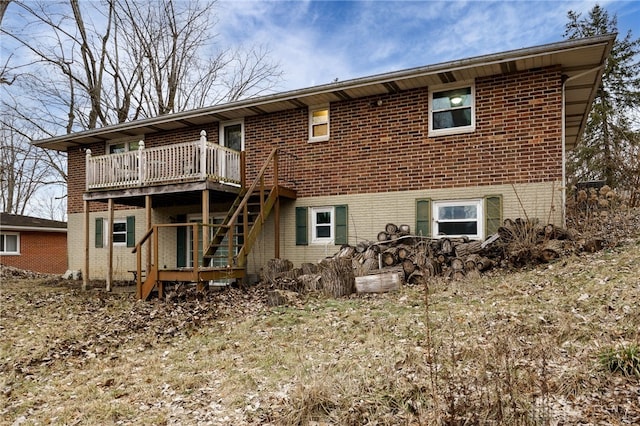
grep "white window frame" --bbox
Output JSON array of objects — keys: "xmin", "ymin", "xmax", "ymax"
[
  {"xmin": 107, "ymin": 137, "xmax": 142, "ymax": 154},
  {"xmin": 308, "ymin": 105, "xmax": 330, "ymax": 143},
  {"xmin": 0, "ymin": 232, "xmax": 20, "ymax": 255},
  {"xmin": 310, "ymin": 206, "xmax": 334, "ymax": 244},
  {"xmin": 219, "ymin": 119, "xmax": 245, "ymax": 151},
  {"xmin": 428, "ymin": 81, "xmax": 475, "ymax": 137},
  {"xmin": 433, "ymin": 199, "xmax": 484, "ymax": 240},
  {"xmin": 112, "ymin": 219, "xmax": 127, "ymax": 246}
]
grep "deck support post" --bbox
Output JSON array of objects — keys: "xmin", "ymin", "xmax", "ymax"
[
  {"xmin": 145, "ymin": 195, "xmax": 152, "ymax": 274},
  {"xmin": 83, "ymin": 200, "xmax": 89, "ymax": 291},
  {"xmin": 273, "ymin": 150, "xmax": 280, "ymax": 259},
  {"xmin": 107, "ymin": 198, "xmax": 114, "ymax": 292},
  {"xmin": 202, "ymin": 189, "xmax": 210, "ymax": 265}
]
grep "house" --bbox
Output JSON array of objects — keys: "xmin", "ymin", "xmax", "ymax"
[
  {"xmin": 0, "ymin": 213, "xmax": 68, "ymax": 274},
  {"xmin": 33, "ymin": 34, "xmax": 615, "ymax": 298}
]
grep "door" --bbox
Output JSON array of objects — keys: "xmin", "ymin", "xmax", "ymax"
[
  {"xmin": 221, "ymin": 122, "xmax": 242, "ymax": 151},
  {"xmin": 219, "ymin": 120, "xmax": 243, "ymax": 182}
]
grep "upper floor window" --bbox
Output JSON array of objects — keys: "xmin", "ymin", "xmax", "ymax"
[
  {"xmin": 309, "ymin": 105, "xmax": 329, "ymax": 142},
  {"xmin": 429, "ymin": 82, "xmax": 475, "ymax": 137},
  {"xmin": 0, "ymin": 232, "xmax": 19, "ymax": 254},
  {"xmin": 108, "ymin": 139, "xmax": 141, "ymax": 154},
  {"xmin": 433, "ymin": 199, "xmax": 483, "ymax": 240}
]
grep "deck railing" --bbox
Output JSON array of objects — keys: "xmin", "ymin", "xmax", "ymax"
[{"xmin": 85, "ymin": 130, "xmax": 241, "ymax": 190}]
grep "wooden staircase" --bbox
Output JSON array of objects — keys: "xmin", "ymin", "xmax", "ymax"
[{"xmin": 132, "ymin": 148, "xmax": 293, "ymax": 300}]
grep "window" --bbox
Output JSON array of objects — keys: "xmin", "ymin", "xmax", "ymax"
[
  {"xmin": 309, "ymin": 105, "xmax": 329, "ymax": 142},
  {"xmin": 113, "ymin": 220, "xmax": 127, "ymax": 245},
  {"xmin": 0, "ymin": 233, "xmax": 19, "ymax": 254},
  {"xmin": 429, "ymin": 83, "xmax": 474, "ymax": 136},
  {"xmin": 108, "ymin": 139, "xmax": 141, "ymax": 154},
  {"xmin": 295, "ymin": 205, "xmax": 348, "ymax": 246},
  {"xmin": 433, "ymin": 199, "xmax": 483, "ymax": 239},
  {"xmin": 311, "ymin": 207, "xmax": 334, "ymax": 243},
  {"xmin": 95, "ymin": 216, "xmax": 135, "ymax": 248}
]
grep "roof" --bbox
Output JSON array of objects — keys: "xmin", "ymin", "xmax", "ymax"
[
  {"xmin": 33, "ymin": 34, "xmax": 615, "ymax": 152},
  {"xmin": 0, "ymin": 213, "xmax": 67, "ymax": 233}
]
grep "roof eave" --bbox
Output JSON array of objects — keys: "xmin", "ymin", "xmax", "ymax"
[{"xmin": 33, "ymin": 34, "xmax": 616, "ymax": 152}]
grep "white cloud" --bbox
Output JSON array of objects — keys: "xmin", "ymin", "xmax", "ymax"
[{"xmin": 210, "ymin": 0, "xmax": 640, "ymax": 94}]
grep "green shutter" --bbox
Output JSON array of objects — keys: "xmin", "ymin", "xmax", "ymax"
[
  {"xmin": 485, "ymin": 195, "xmax": 503, "ymax": 236},
  {"xmin": 295, "ymin": 207, "xmax": 308, "ymax": 246},
  {"xmin": 334, "ymin": 205, "xmax": 348, "ymax": 245},
  {"xmin": 95, "ymin": 217, "xmax": 104, "ymax": 248},
  {"xmin": 176, "ymin": 214, "xmax": 187, "ymax": 267},
  {"xmin": 126, "ymin": 216, "xmax": 136, "ymax": 248},
  {"xmin": 416, "ymin": 198, "xmax": 431, "ymax": 237}
]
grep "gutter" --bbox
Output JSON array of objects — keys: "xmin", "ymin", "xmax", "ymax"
[{"xmin": 0, "ymin": 226, "xmax": 67, "ymax": 233}]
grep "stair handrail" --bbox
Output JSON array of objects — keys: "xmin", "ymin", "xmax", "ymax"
[
  {"xmin": 224, "ymin": 147, "xmax": 279, "ymax": 265},
  {"xmin": 132, "ymin": 225, "xmax": 156, "ymax": 299}
]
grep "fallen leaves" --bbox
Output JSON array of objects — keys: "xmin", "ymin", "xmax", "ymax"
[{"xmin": 1, "ymin": 236, "xmax": 640, "ymax": 425}]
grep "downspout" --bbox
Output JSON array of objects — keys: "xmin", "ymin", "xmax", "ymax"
[{"xmin": 561, "ymin": 65, "xmax": 604, "ymax": 227}]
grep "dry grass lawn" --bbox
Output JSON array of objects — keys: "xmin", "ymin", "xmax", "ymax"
[{"xmin": 1, "ymin": 238, "xmax": 639, "ymax": 425}]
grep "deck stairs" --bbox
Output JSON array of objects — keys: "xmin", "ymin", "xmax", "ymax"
[{"xmin": 133, "ymin": 148, "xmax": 291, "ymax": 300}]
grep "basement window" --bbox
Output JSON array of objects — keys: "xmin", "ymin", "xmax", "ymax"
[
  {"xmin": 429, "ymin": 82, "xmax": 475, "ymax": 136},
  {"xmin": 309, "ymin": 105, "xmax": 330, "ymax": 142},
  {"xmin": 112, "ymin": 219, "xmax": 127, "ymax": 245},
  {"xmin": 0, "ymin": 233, "xmax": 20, "ymax": 254},
  {"xmin": 433, "ymin": 199, "xmax": 483, "ymax": 240},
  {"xmin": 311, "ymin": 206, "xmax": 334, "ymax": 244}
]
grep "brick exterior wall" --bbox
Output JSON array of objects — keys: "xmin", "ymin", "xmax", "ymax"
[
  {"xmin": 64, "ymin": 66, "xmax": 565, "ymax": 278},
  {"xmin": 0, "ymin": 231, "xmax": 67, "ymax": 274},
  {"xmin": 66, "ymin": 66, "xmax": 562, "ymax": 213},
  {"xmin": 243, "ymin": 66, "xmax": 563, "ymax": 197}
]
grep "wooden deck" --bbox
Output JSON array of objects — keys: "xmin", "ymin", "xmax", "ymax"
[{"xmin": 85, "ymin": 131, "xmax": 241, "ymax": 191}]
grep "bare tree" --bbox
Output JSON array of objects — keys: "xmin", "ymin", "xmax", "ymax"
[
  {"xmin": 0, "ymin": 0, "xmax": 10, "ymax": 25},
  {"xmin": 2, "ymin": 0, "xmax": 281, "ymax": 127},
  {"xmin": 29, "ymin": 189, "xmax": 67, "ymax": 221},
  {"xmin": 0, "ymin": 113, "xmax": 59, "ymax": 215},
  {"xmin": 0, "ymin": 0, "xmax": 281, "ymax": 216}
]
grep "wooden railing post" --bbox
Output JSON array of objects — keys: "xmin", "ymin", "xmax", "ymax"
[
  {"xmin": 259, "ymin": 176, "xmax": 265, "ymax": 223},
  {"xmin": 200, "ymin": 130, "xmax": 207, "ymax": 179},
  {"xmin": 138, "ymin": 140, "xmax": 145, "ymax": 185},
  {"xmin": 136, "ymin": 234, "xmax": 143, "ymax": 299},
  {"xmin": 273, "ymin": 149, "xmax": 279, "ymax": 188},
  {"xmin": 273, "ymin": 149, "xmax": 280, "ymax": 258},
  {"xmin": 240, "ymin": 151, "xmax": 246, "ymax": 188},
  {"xmin": 227, "ymin": 223, "xmax": 234, "ymax": 267},
  {"xmin": 85, "ymin": 149, "xmax": 92, "ymax": 190},
  {"xmin": 242, "ymin": 203, "xmax": 248, "ymax": 264}
]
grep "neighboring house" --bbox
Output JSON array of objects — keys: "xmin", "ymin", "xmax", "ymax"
[
  {"xmin": 34, "ymin": 35, "xmax": 614, "ymax": 298},
  {"xmin": 0, "ymin": 213, "xmax": 68, "ymax": 274}
]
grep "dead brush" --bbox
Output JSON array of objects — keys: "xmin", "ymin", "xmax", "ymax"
[
  {"xmin": 566, "ymin": 185, "xmax": 640, "ymax": 247},
  {"xmin": 279, "ymin": 378, "xmax": 337, "ymax": 425},
  {"xmin": 422, "ymin": 274, "xmax": 555, "ymax": 425}
]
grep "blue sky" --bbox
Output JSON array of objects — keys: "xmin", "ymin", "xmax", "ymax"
[{"xmin": 214, "ymin": 0, "xmax": 640, "ymax": 91}]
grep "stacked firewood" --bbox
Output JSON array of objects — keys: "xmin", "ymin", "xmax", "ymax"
[
  {"xmin": 263, "ymin": 219, "xmax": 592, "ymax": 300},
  {"xmin": 350, "ymin": 223, "xmax": 498, "ymax": 284}
]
